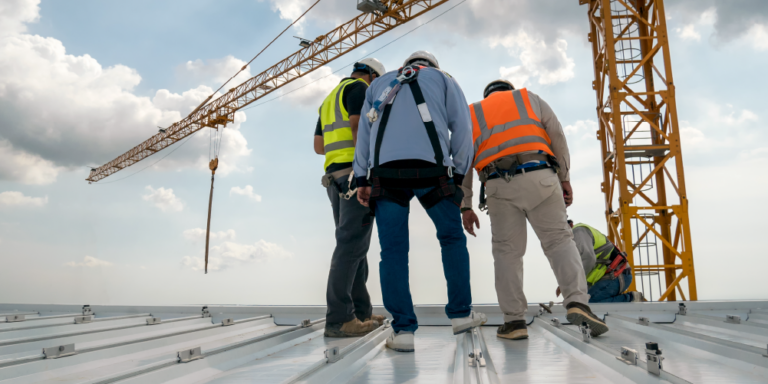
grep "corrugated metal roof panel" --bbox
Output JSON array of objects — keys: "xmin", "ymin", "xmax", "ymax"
[{"xmin": 1, "ymin": 301, "xmax": 767, "ymax": 383}]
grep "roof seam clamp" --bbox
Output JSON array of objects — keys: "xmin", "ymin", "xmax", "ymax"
[
  {"xmin": 301, "ymin": 319, "xmax": 311, "ymax": 328},
  {"xmin": 146, "ymin": 317, "xmax": 162, "ymax": 325},
  {"xmin": 43, "ymin": 344, "xmax": 76, "ymax": 359},
  {"xmin": 616, "ymin": 347, "xmax": 638, "ymax": 365},
  {"xmin": 202, "ymin": 306, "xmax": 212, "ymax": 318},
  {"xmin": 177, "ymin": 347, "xmax": 203, "ymax": 363},
  {"xmin": 678, "ymin": 303, "xmax": 687, "ymax": 315},
  {"xmin": 550, "ymin": 318, "xmax": 562, "ymax": 327},
  {"xmin": 221, "ymin": 318, "xmax": 234, "ymax": 326},
  {"xmin": 579, "ymin": 322, "xmax": 592, "ymax": 343},
  {"xmin": 5, "ymin": 315, "xmax": 25, "ymax": 323},
  {"xmin": 638, "ymin": 316, "xmax": 650, "ymax": 326},
  {"xmin": 725, "ymin": 315, "xmax": 741, "ymax": 324},
  {"xmin": 645, "ymin": 342, "xmax": 664, "ymax": 376},
  {"xmin": 82, "ymin": 305, "xmax": 93, "ymax": 316},
  {"xmin": 325, "ymin": 346, "xmax": 341, "ymax": 363},
  {"xmin": 74, "ymin": 315, "xmax": 93, "ymax": 324}
]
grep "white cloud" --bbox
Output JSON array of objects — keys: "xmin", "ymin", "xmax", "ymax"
[
  {"xmin": 747, "ymin": 24, "xmax": 768, "ymax": 50},
  {"xmin": 183, "ymin": 228, "xmax": 237, "ymax": 241},
  {"xmin": 65, "ymin": 255, "xmax": 112, "ymax": 267},
  {"xmin": 563, "ymin": 120, "xmax": 597, "ymax": 137},
  {"xmin": 229, "ymin": 185, "xmax": 262, "ymax": 202},
  {"xmin": 281, "ymin": 66, "xmax": 343, "ymax": 107},
  {"xmin": 178, "ymin": 55, "xmax": 253, "ymax": 89},
  {"xmin": 0, "ymin": 191, "xmax": 47, "ymax": 207},
  {"xmin": 0, "ymin": 4, "xmax": 252, "ymax": 182},
  {"xmin": 677, "ymin": 24, "xmax": 701, "ymax": 41},
  {"xmin": 142, "ymin": 186, "xmax": 183, "ymax": 212},
  {"xmin": 493, "ymin": 32, "xmax": 575, "ymax": 87},
  {"xmin": 182, "ymin": 239, "xmax": 291, "ymax": 271}
]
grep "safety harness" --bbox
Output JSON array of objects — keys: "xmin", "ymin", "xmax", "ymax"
[
  {"xmin": 476, "ymin": 153, "xmax": 560, "ymax": 211},
  {"xmin": 365, "ymin": 66, "xmax": 463, "ymax": 221}
]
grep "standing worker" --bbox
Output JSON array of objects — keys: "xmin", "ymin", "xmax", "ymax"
[
  {"xmin": 561, "ymin": 220, "xmax": 644, "ymax": 303},
  {"xmin": 355, "ymin": 51, "xmax": 487, "ymax": 353},
  {"xmin": 315, "ymin": 58, "xmax": 387, "ymax": 338},
  {"xmin": 460, "ymin": 79, "xmax": 608, "ymax": 340}
]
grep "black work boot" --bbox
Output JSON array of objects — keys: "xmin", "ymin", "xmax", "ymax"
[
  {"xmin": 566, "ymin": 302, "xmax": 609, "ymax": 337},
  {"xmin": 496, "ymin": 320, "xmax": 528, "ymax": 340}
]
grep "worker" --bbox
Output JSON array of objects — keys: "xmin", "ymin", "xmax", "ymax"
[
  {"xmin": 561, "ymin": 220, "xmax": 644, "ymax": 303},
  {"xmin": 354, "ymin": 51, "xmax": 487, "ymax": 352},
  {"xmin": 315, "ymin": 58, "xmax": 387, "ymax": 338},
  {"xmin": 460, "ymin": 79, "xmax": 608, "ymax": 341}
]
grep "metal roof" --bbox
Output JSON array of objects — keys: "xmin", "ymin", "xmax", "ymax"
[{"xmin": 1, "ymin": 301, "xmax": 767, "ymax": 383}]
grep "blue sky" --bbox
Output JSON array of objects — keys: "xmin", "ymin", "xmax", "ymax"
[{"xmin": 1, "ymin": 0, "xmax": 767, "ymax": 306}]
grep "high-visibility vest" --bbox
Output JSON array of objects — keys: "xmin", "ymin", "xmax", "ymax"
[
  {"xmin": 469, "ymin": 88, "xmax": 555, "ymax": 172},
  {"xmin": 319, "ymin": 78, "xmax": 367, "ymax": 171},
  {"xmin": 574, "ymin": 223, "xmax": 616, "ymax": 285}
]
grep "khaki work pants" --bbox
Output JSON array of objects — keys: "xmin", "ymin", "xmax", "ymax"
[{"xmin": 486, "ymin": 169, "xmax": 590, "ymax": 322}]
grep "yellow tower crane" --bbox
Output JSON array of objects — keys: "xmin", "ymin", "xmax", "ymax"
[{"xmin": 580, "ymin": 0, "xmax": 697, "ymax": 301}]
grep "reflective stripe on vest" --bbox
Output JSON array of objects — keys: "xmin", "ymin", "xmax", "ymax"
[
  {"xmin": 575, "ymin": 223, "xmax": 616, "ymax": 285},
  {"xmin": 319, "ymin": 78, "xmax": 367, "ymax": 170},
  {"xmin": 469, "ymin": 88, "xmax": 555, "ymax": 172}
]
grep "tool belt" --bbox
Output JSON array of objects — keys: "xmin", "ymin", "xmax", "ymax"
[
  {"xmin": 364, "ymin": 65, "xmax": 462, "ymax": 225},
  {"xmin": 588, "ymin": 248, "xmax": 630, "ymax": 285},
  {"xmin": 320, "ymin": 167, "xmax": 357, "ymax": 200},
  {"xmin": 477, "ymin": 153, "xmax": 559, "ymax": 211}
]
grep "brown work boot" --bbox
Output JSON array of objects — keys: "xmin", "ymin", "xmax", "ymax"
[
  {"xmin": 497, "ymin": 320, "xmax": 528, "ymax": 340},
  {"xmin": 324, "ymin": 318, "xmax": 377, "ymax": 338},
  {"xmin": 365, "ymin": 314, "xmax": 387, "ymax": 324},
  {"xmin": 566, "ymin": 302, "xmax": 609, "ymax": 337}
]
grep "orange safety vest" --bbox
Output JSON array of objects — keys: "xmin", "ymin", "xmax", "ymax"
[{"xmin": 469, "ymin": 88, "xmax": 555, "ymax": 172}]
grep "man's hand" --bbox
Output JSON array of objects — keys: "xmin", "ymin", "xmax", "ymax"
[
  {"xmin": 462, "ymin": 210, "xmax": 480, "ymax": 237},
  {"xmin": 555, "ymin": 286, "xmax": 561, "ymax": 297},
  {"xmin": 357, "ymin": 186, "xmax": 371, "ymax": 207},
  {"xmin": 561, "ymin": 181, "xmax": 573, "ymax": 207}
]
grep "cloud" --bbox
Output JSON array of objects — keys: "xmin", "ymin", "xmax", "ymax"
[
  {"xmin": 280, "ymin": 66, "xmax": 343, "ymax": 107},
  {"xmin": 494, "ymin": 32, "xmax": 575, "ymax": 87},
  {"xmin": 676, "ymin": 24, "xmax": 701, "ymax": 41},
  {"xmin": 183, "ymin": 228, "xmax": 237, "ymax": 241},
  {"xmin": 65, "ymin": 255, "xmax": 112, "ymax": 267},
  {"xmin": 0, "ymin": 191, "xmax": 47, "ymax": 207},
  {"xmin": 182, "ymin": 239, "xmax": 291, "ymax": 271},
  {"xmin": 229, "ymin": 185, "xmax": 262, "ymax": 202},
  {"xmin": 142, "ymin": 186, "xmax": 183, "ymax": 212},
  {"xmin": 668, "ymin": 1, "xmax": 768, "ymax": 49},
  {"xmin": 0, "ymin": 3, "xmax": 252, "ymax": 183},
  {"xmin": 563, "ymin": 120, "xmax": 597, "ymax": 138},
  {"xmin": 177, "ymin": 55, "xmax": 253, "ymax": 89}
]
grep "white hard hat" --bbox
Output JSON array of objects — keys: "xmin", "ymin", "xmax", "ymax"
[
  {"xmin": 354, "ymin": 58, "xmax": 386, "ymax": 77},
  {"xmin": 403, "ymin": 50, "xmax": 439, "ymax": 69},
  {"xmin": 483, "ymin": 79, "xmax": 515, "ymax": 98}
]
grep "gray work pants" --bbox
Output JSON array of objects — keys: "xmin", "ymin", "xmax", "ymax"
[
  {"xmin": 325, "ymin": 179, "xmax": 374, "ymax": 325},
  {"xmin": 486, "ymin": 169, "xmax": 590, "ymax": 322}
]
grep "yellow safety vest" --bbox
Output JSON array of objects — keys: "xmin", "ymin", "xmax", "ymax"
[
  {"xmin": 319, "ymin": 78, "xmax": 367, "ymax": 171},
  {"xmin": 574, "ymin": 223, "xmax": 616, "ymax": 285}
]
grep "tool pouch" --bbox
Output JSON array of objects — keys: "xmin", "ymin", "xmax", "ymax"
[
  {"xmin": 547, "ymin": 155, "xmax": 561, "ymax": 174},
  {"xmin": 321, "ymin": 174, "xmax": 334, "ymax": 188}
]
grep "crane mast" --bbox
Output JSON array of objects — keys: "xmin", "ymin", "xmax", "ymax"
[
  {"xmin": 87, "ymin": 0, "xmax": 449, "ymax": 183},
  {"xmin": 581, "ymin": 0, "xmax": 697, "ymax": 300}
]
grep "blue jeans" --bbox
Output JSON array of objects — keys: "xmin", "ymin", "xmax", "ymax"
[
  {"xmin": 589, "ymin": 271, "xmax": 633, "ymax": 303},
  {"xmin": 374, "ymin": 187, "xmax": 473, "ymax": 332}
]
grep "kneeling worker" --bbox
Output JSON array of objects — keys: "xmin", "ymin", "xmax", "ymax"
[
  {"xmin": 355, "ymin": 51, "xmax": 486, "ymax": 352},
  {"xmin": 461, "ymin": 79, "xmax": 608, "ymax": 340},
  {"xmin": 315, "ymin": 58, "xmax": 387, "ymax": 337},
  {"xmin": 562, "ymin": 220, "xmax": 644, "ymax": 303}
]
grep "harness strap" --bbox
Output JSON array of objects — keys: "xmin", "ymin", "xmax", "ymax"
[{"xmin": 416, "ymin": 176, "xmax": 464, "ymax": 210}]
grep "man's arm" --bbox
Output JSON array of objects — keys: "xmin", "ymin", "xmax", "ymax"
[
  {"xmin": 350, "ymin": 115, "xmax": 360, "ymax": 145},
  {"xmin": 444, "ymin": 76, "xmax": 473, "ymax": 181},
  {"xmin": 354, "ymin": 86, "xmax": 374, "ymax": 188},
  {"xmin": 314, "ymin": 118, "xmax": 324, "ymax": 154}
]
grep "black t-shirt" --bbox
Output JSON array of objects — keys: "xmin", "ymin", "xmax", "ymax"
[{"xmin": 314, "ymin": 77, "xmax": 368, "ymax": 164}]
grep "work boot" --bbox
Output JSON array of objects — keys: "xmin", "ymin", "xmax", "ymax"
[
  {"xmin": 450, "ymin": 311, "xmax": 488, "ymax": 335},
  {"xmin": 324, "ymin": 318, "xmax": 378, "ymax": 338},
  {"xmin": 364, "ymin": 314, "xmax": 387, "ymax": 324},
  {"xmin": 496, "ymin": 320, "xmax": 528, "ymax": 340},
  {"xmin": 630, "ymin": 291, "xmax": 644, "ymax": 303},
  {"xmin": 386, "ymin": 330, "xmax": 415, "ymax": 352},
  {"xmin": 566, "ymin": 302, "xmax": 609, "ymax": 337}
]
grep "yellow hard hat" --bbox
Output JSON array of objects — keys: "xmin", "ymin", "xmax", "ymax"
[{"xmin": 483, "ymin": 79, "xmax": 515, "ymax": 98}]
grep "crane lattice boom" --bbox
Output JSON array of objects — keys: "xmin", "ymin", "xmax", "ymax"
[{"xmin": 87, "ymin": 0, "xmax": 449, "ymax": 183}]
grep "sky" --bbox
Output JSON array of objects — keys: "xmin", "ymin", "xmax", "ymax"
[{"xmin": 1, "ymin": 0, "xmax": 767, "ymax": 306}]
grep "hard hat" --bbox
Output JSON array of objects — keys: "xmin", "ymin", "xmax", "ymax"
[
  {"xmin": 483, "ymin": 79, "xmax": 515, "ymax": 99},
  {"xmin": 403, "ymin": 50, "xmax": 439, "ymax": 69},
  {"xmin": 353, "ymin": 58, "xmax": 386, "ymax": 77}
]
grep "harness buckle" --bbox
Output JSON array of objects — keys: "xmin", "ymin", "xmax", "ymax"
[
  {"xmin": 341, "ymin": 171, "xmax": 357, "ymax": 200},
  {"xmin": 503, "ymin": 171, "xmax": 512, "ymax": 183},
  {"xmin": 447, "ymin": 167, "xmax": 453, "ymax": 178},
  {"xmin": 397, "ymin": 65, "xmax": 419, "ymax": 83}
]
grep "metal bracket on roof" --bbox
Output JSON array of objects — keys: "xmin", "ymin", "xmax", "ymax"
[
  {"xmin": 725, "ymin": 315, "xmax": 741, "ymax": 324},
  {"xmin": 221, "ymin": 318, "xmax": 234, "ymax": 326},
  {"xmin": 74, "ymin": 315, "xmax": 93, "ymax": 324},
  {"xmin": 82, "ymin": 305, "xmax": 93, "ymax": 315},
  {"xmin": 177, "ymin": 347, "xmax": 203, "ymax": 363},
  {"xmin": 202, "ymin": 306, "xmax": 211, "ymax": 318},
  {"xmin": 764, "ymin": 344, "xmax": 768, "ymax": 358},
  {"xmin": 325, "ymin": 346, "xmax": 341, "ymax": 363},
  {"xmin": 645, "ymin": 342, "xmax": 664, "ymax": 375},
  {"xmin": 301, "ymin": 319, "xmax": 311, "ymax": 328},
  {"xmin": 146, "ymin": 317, "xmax": 162, "ymax": 325},
  {"xmin": 43, "ymin": 344, "xmax": 76, "ymax": 359},
  {"xmin": 678, "ymin": 303, "xmax": 687, "ymax": 315},
  {"xmin": 383, "ymin": 319, "xmax": 391, "ymax": 328},
  {"xmin": 638, "ymin": 317, "xmax": 650, "ymax": 326},
  {"xmin": 550, "ymin": 318, "xmax": 562, "ymax": 327},
  {"xmin": 579, "ymin": 322, "xmax": 592, "ymax": 343},
  {"xmin": 6, "ymin": 314, "xmax": 24, "ymax": 323},
  {"xmin": 617, "ymin": 347, "xmax": 638, "ymax": 365}
]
